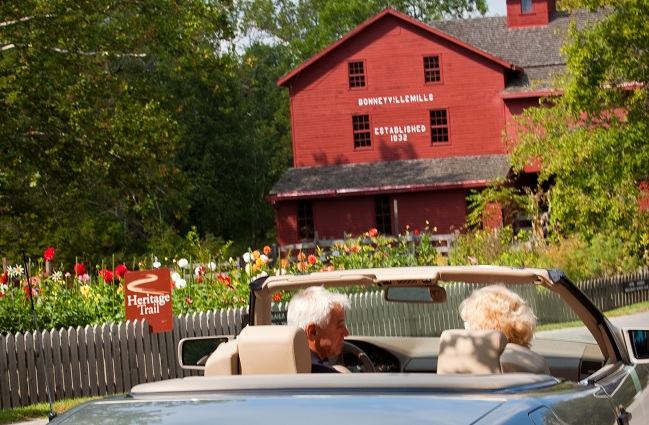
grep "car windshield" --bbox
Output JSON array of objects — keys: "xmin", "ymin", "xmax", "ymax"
[{"xmin": 271, "ymin": 282, "xmax": 583, "ymax": 339}]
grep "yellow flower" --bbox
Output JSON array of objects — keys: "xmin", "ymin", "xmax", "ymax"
[{"xmin": 80, "ymin": 285, "xmax": 91, "ymax": 297}]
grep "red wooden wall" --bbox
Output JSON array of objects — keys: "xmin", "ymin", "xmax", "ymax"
[
  {"xmin": 286, "ymin": 14, "xmax": 507, "ymax": 168},
  {"xmin": 506, "ymin": 0, "xmax": 556, "ymax": 28},
  {"xmin": 275, "ymin": 189, "xmax": 469, "ymax": 247}
]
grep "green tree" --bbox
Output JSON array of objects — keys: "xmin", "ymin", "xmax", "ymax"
[
  {"xmin": 0, "ymin": 0, "xmax": 236, "ymax": 265},
  {"xmin": 507, "ymin": 0, "xmax": 649, "ymax": 260},
  {"xmin": 239, "ymin": 0, "xmax": 487, "ymax": 63}
]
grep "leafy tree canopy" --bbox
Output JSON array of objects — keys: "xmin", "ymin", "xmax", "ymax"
[
  {"xmin": 508, "ymin": 0, "xmax": 649, "ymax": 253},
  {"xmin": 0, "ymin": 0, "xmax": 236, "ymax": 265},
  {"xmin": 238, "ymin": 0, "xmax": 487, "ymax": 62}
]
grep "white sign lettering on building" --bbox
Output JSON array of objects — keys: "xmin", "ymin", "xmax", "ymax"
[
  {"xmin": 358, "ymin": 93, "xmax": 434, "ymax": 107},
  {"xmin": 374, "ymin": 124, "xmax": 427, "ymax": 142}
]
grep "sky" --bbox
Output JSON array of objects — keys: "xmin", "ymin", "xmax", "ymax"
[{"xmin": 485, "ymin": 0, "xmax": 508, "ymax": 16}]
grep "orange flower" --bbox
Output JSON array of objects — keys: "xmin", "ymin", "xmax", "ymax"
[
  {"xmin": 351, "ymin": 245, "xmax": 360, "ymax": 253},
  {"xmin": 272, "ymin": 293, "xmax": 282, "ymax": 302},
  {"xmin": 368, "ymin": 228, "xmax": 378, "ymax": 237},
  {"xmin": 252, "ymin": 250, "xmax": 260, "ymax": 260},
  {"xmin": 297, "ymin": 262, "xmax": 308, "ymax": 271},
  {"xmin": 263, "ymin": 245, "xmax": 271, "ymax": 255},
  {"xmin": 297, "ymin": 252, "xmax": 306, "ymax": 261},
  {"xmin": 281, "ymin": 259, "xmax": 289, "ymax": 268},
  {"xmin": 307, "ymin": 254, "xmax": 317, "ymax": 264}
]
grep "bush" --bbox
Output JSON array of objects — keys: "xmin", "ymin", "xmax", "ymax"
[{"xmin": 2, "ymin": 225, "xmax": 643, "ymax": 334}]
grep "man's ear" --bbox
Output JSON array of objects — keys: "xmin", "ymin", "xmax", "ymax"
[{"xmin": 305, "ymin": 323, "xmax": 318, "ymax": 341}]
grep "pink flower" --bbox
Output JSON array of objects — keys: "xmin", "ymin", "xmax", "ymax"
[
  {"xmin": 468, "ymin": 256, "xmax": 478, "ymax": 265},
  {"xmin": 43, "ymin": 247, "xmax": 55, "ymax": 262}
]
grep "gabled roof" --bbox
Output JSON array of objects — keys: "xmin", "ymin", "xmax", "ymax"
[
  {"xmin": 277, "ymin": 8, "xmax": 521, "ymax": 88},
  {"xmin": 278, "ymin": 7, "xmax": 607, "ymax": 94},
  {"xmin": 268, "ymin": 155, "xmax": 511, "ymax": 200},
  {"xmin": 428, "ymin": 9, "xmax": 608, "ymax": 93}
]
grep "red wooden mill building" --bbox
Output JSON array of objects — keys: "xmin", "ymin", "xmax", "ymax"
[{"xmin": 268, "ymin": 0, "xmax": 604, "ymax": 249}]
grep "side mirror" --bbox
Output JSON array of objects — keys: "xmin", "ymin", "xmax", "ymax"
[
  {"xmin": 178, "ymin": 336, "xmax": 232, "ymax": 370},
  {"xmin": 623, "ymin": 328, "xmax": 649, "ymax": 363},
  {"xmin": 384, "ymin": 285, "xmax": 447, "ymax": 303}
]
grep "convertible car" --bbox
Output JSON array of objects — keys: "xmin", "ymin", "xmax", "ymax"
[{"xmin": 51, "ymin": 266, "xmax": 648, "ymax": 424}]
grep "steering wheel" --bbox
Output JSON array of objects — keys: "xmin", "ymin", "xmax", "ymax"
[{"xmin": 332, "ymin": 341, "xmax": 376, "ymax": 373}]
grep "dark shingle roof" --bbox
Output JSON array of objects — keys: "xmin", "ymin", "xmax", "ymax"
[
  {"xmin": 429, "ymin": 9, "xmax": 608, "ymax": 92},
  {"xmin": 270, "ymin": 155, "xmax": 511, "ymax": 198}
]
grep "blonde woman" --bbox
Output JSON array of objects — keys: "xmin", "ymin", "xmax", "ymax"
[{"xmin": 460, "ymin": 285, "xmax": 551, "ymax": 374}]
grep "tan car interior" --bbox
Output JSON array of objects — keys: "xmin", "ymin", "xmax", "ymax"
[
  {"xmin": 206, "ymin": 325, "xmax": 559, "ymax": 377},
  {"xmin": 200, "ymin": 266, "xmax": 609, "ymax": 379},
  {"xmin": 206, "ymin": 325, "xmax": 311, "ymax": 376},
  {"xmin": 437, "ymin": 329, "xmax": 551, "ymax": 374}
]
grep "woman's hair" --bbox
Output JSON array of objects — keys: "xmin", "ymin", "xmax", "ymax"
[
  {"xmin": 459, "ymin": 285, "xmax": 537, "ymax": 347},
  {"xmin": 287, "ymin": 286, "xmax": 350, "ymax": 330}
]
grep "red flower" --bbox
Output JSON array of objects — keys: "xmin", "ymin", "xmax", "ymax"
[
  {"xmin": 1, "ymin": 273, "xmax": 7, "ymax": 285},
  {"xmin": 307, "ymin": 254, "xmax": 317, "ymax": 264},
  {"xmin": 414, "ymin": 229, "xmax": 420, "ymax": 235},
  {"xmin": 368, "ymin": 228, "xmax": 378, "ymax": 237},
  {"xmin": 272, "ymin": 293, "xmax": 282, "ymax": 302},
  {"xmin": 74, "ymin": 263, "xmax": 87, "ymax": 276},
  {"xmin": 115, "ymin": 265, "xmax": 128, "ymax": 279},
  {"xmin": 43, "ymin": 247, "xmax": 55, "ymax": 262},
  {"xmin": 99, "ymin": 269, "xmax": 114, "ymax": 283},
  {"xmin": 185, "ymin": 297, "xmax": 193, "ymax": 305}
]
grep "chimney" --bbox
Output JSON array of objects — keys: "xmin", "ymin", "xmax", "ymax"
[{"xmin": 506, "ymin": 0, "xmax": 556, "ymax": 29}]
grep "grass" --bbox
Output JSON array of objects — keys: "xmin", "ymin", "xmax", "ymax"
[
  {"xmin": 0, "ymin": 397, "xmax": 99, "ymax": 424},
  {"xmin": 1, "ymin": 301, "xmax": 648, "ymax": 424},
  {"xmin": 537, "ymin": 300, "xmax": 649, "ymax": 331}
]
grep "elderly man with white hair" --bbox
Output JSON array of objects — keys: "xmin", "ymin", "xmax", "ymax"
[{"xmin": 287, "ymin": 286, "xmax": 350, "ymax": 373}]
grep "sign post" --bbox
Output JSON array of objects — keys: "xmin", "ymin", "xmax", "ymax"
[{"xmin": 124, "ymin": 268, "xmax": 173, "ymax": 333}]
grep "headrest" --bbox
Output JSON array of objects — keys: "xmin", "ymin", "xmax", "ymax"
[
  {"xmin": 204, "ymin": 339, "xmax": 239, "ymax": 376},
  {"xmin": 437, "ymin": 329, "xmax": 508, "ymax": 374},
  {"xmin": 237, "ymin": 325, "xmax": 311, "ymax": 374},
  {"xmin": 500, "ymin": 343, "xmax": 551, "ymax": 374}
]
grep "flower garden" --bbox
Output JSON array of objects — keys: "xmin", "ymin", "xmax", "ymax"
[{"xmin": 1, "ymin": 224, "xmax": 644, "ymax": 335}]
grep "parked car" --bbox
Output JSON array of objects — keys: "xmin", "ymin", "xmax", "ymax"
[{"xmin": 51, "ymin": 266, "xmax": 648, "ymax": 424}]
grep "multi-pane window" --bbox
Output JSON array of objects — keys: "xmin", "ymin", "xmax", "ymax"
[
  {"xmin": 429, "ymin": 109, "xmax": 449, "ymax": 144},
  {"xmin": 375, "ymin": 195, "xmax": 392, "ymax": 235},
  {"xmin": 521, "ymin": 0, "xmax": 532, "ymax": 13},
  {"xmin": 297, "ymin": 200, "xmax": 314, "ymax": 240},
  {"xmin": 424, "ymin": 56, "xmax": 441, "ymax": 83},
  {"xmin": 348, "ymin": 61, "xmax": 366, "ymax": 88},
  {"xmin": 353, "ymin": 115, "xmax": 371, "ymax": 148}
]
